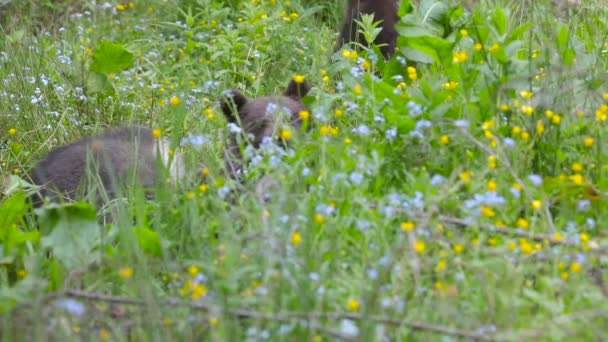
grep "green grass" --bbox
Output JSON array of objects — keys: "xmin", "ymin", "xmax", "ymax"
[{"xmin": 1, "ymin": 0, "xmax": 608, "ymax": 340}]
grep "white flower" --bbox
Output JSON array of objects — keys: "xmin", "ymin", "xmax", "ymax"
[
  {"xmin": 349, "ymin": 172, "xmax": 364, "ymax": 184},
  {"xmin": 339, "ymin": 319, "xmax": 359, "ymax": 338},
  {"xmin": 227, "ymin": 122, "xmax": 242, "ymax": 134},
  {"xmin": 528, "ymin": 174, "xmax": 543, "ymax": 186},
  {"xmin": 454, "ymin": 119, "xmax": 470, "ymax": 128}
]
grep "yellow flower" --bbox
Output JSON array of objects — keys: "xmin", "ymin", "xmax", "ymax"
[
  {"xmin": 516, "ymin": 218, "xmax": 529, "ymax": 229},
  {"xmin": 583, "ymin": 136, "xmax": 594, "ymax": 146},
  {"xmin": 459, "ymin": 171, "xmax": 472, "ymax": 182},
  {"xmin": 208, "ymin": 317, "xmax": 219, "ymax": 325},
  {"xmin": 500, "ymin": 104, "xmax": 510, "ymax": 111},
  {"xmin": 561, "ymin": 272, "xmax": 569, "ymax": 280},
  {"xmin": 473, "ymin": 43, "xmax": 483, "ymax": 51},
  {"xmin": 520, "ymin": 90, "xmax": 534, "ymax": 99},
  {"xmin": 279, "ymin": 128, "xmax": 291, "ymax": 140},
  {"xmin": 459, "ymin": 29, "xmax": 468, "ymax": 36},
  {"xmin": 488, "ymin": 155, "xmax": 497, "ymax": 169},
  {"xmin": 400, "ymin": 221, "xmax": 415, "ymax": 231},
  {"xmin": 344, "ymin": 137, "xmax": 352, "ymax": 144},
  {"xmin": 293, "ymin": 74, "xmax": 305, "ymax": 83},
  {"xmin": 521, "ymin": 105, "xmax": 534, "ymax": 115},
  {"xmin": 8, "ymin": 128, "xmax": 16, "ymax": 135},
  {"xmin": 361, "ymin": 59, "xmax": 371, "ymax": 69},
  {"xmin": 17, "ymin": 269, "xmax": 27, "ymax": 278},
  {"xmin": 354, "ymin": 84, "xmax": 362, "ymax": 95},
  {"xmin": 299, "ymin": 110, "xmax": 310, "ymax": 120},
  {"xmin": 436, "ymin": 259, "xmax": 447, "ymax": 271},
  {"xmin": 536, "ymin": 120, "xmax": 545, "ymax": 135},
  {"xmin": 551, "ymin": 115, "xmax": 561, "ymax": 125},
  {"xmin": 572, "ymin": 163, "xmax": 583, "ymax": 172},
  {"xmin": 570, "ymin": 174, "xmax": 584, "ymax": 184},
  {"xmin": 553, "ymin": 232, "xmax": 563, "ymax": 241},
  {"xmin": 199, "ymin": 184, "xmax": 209, "ymax": 193},
  {"xmin": 453, "ymin": 244, "xmax": 464, "ymax": 254},
  {"xmin": 531, "ymin": 200, "xmax": 542, "ymax": 210},
  {"xmin": 170, "ymin": 96, "xmax": 180, "ymax": 105},
  {"xmin": 153, "ymin": 128, "xmax": 162, "ymax": 137},
  {"xmin": 291, "ymin": 231, "xmax": 302, "ymax": 245},
  {"xmin": 188, "ymin": 265, "xmax": 200, "ymax": 275},
  {"xmin": 570, "ymin": 262, "xmax": 582, "ymax": 273},
  {"xmin": 185, "ymin": 191, "xmax": 195, "ymax": 199},
  {"xmin": 314, "ymin": 213, "xmax": 325, "ymax": 224},
  {"xmin": 507, "ymin": 241, "xmax": 517, "ymax": 250},
  {"xmin": 480, "ymin": 205, "xmax": 495, "ymax": 217},
  {"xmin": 486, "ymin": 180, "xmax": 497, "ymax": 191},
  {"xmin": 414, "ymin": 240, "xmax": 426, "ymax": 253},
  {"xmin": 191, "ymin": 283, "xmax": 207, "ymax": 299},
  {"xmin": 521, "ymin": 131, "xmax": 530, "ymax": 140},
  {"xmin": 201, "ymin": 167, "xmax": 210, "ymax": 175},
  {"xmin": 452, "ymin": 50, "xmax": 468, "ymax": 63},
  {"xmin": 117, "ymin": 4, "xmax": 126, "ymax": 11},
  {"xmin": 489, "ymin": 43, "xmax": 500, "ymax": 53},
  {"xmin": 99, "ymin": 328, "xmax": 112, "ymax": 340},
  {"xmin": 511, "ymin": 126, "xmax": 521, "ymax": 135},
  {"xmin": 520, "ymin": 239, "xmax": 534, "ymax": 254},
  {"xmin": 335, "ymin": 108, "xmax": 344, "ymax": 117},
  {"xmin": 343, "ymin": 49, "xmax": 358, "ymax": 59},
  {"xmin": 406, "ymin": 66, "xmax": 418, "ymax": 80},
  {"xmin": 440, "ymin": 135, "xmax": 449, "ymax": 144},
  {"xmin": 347, "ymin": 298, "xmax": 360, "ymax": 311},
  {"xmin": 580, "ymin": 232, "xmax": 589, "ymax": 242},
  {"xmin": 119, "ymin": 267, "xmax": 133, "ymax": 279},
  {"xmin": 319, "ymin": 126, "xmax": 330, "ymax": 135}
]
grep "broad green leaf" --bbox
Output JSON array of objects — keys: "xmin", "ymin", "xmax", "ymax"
[
  {"xmin": 87, "ymin": 71, "xmax": 115, "ymax": 96},
  {"xmin": 134, "ymin": 226, "xmax": 162, "ymax": 256},
  {"xmin": 563, "ymin": 47, "xmax": 576, "ymax": 66},
  {"xmin": 506, "ymin": 22, "xmax": 533, "ymax": 44},
  {"xmin": 492, "ymin": 7, "xmax": 507, "ymax": 36},
  {"xmin": 38, "ymin": 202, "xmax": 100, "ymax": 269},
  {"xmin": 0, "ymin": 192, "xmax": 29, "ymax": 241},
  {"xmin": 491, "ymin": 44, "xmax": 508, "ymax": 64},
  {"xmin": 397, "ymin": 35, "xmax": 454, "ymax": 65},
  {"xmin": 90, "ymin": 41, "xmax": 134, "ymax": 74},
  {"xmin": 556, "ymin": 25, "xmax": 569, "ymax": 52}
]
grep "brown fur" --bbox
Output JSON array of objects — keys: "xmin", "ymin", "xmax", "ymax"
[
  {"xmin": 28, "ymin": 126, "xmax": 181, "ymax": 206},
  {"xmin": 220, "ymin": 79, "xmax": 311, "ymax": 178},
  {"xmin": 338, "ymin": 0, "xmax": 399, "ymax": 59}
]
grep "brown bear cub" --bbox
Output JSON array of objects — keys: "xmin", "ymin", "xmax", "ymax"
[
  {"xmin": 338, "ymin": 0, "xmax": 399, "ymax": 59},
  {"xmin": 220, "ymin": 79, "xmax": 311, "ymax": 178},
  {"xmin": 28, "ymin": 126, "xmax": 184, "ymax": 206}
]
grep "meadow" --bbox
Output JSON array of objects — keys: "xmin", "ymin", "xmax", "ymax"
[{"xmin": 1, "ymin": 0, "xmax": 607, "ymax": 340}]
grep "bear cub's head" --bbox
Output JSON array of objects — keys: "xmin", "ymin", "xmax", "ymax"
[
  {"xmin": 220, "ymin": 79, "xmax": 311, "ymax": 148},
  {"xmin": 220, "ymin": 79, "xmax": 311, "ymax": 178}
]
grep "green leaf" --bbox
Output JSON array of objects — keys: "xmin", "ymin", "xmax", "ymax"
[
  {"xmin": 562, "ymin": 48, "xmax": 576, "ymax": 66},
  {"xmin": 506, "ymin": 22, "xmax": 532, "ymax": 44},
  {"xmin": 38, "ymin": 202, "xmax": 100, "ymax": 269},
  {"xmin": 90, "ymin": 41, "xmax": 134, "ymax": 74},
  {"xmin": 87, "ymin": 71, "xmax": 115, "ymax": 96},
  {"xmin": 492, "ymin": 7, "xmax": 507, "ymax": 36},
  {"xmin": 0, "ymin": 192, "xmax": 29, "ymax": 241},
  {"xmin": 397, "ymin": 35, "xmax": 454, "ymax": 65},
  {"xmin": 491, "ymin": 44, "xmax": 508, "ymax": 64},
  {"xmin": 134, "ymin": 226, "xmax": 162, "ymax": 257},
  {"xmin": 556, "ymin": 25, "xmax": 569, "ymax": 52}
]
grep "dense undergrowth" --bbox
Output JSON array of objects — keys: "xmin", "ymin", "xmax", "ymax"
[{"xmin": 0, "ymin": 0, "xmax": 607, "ymax": 340}]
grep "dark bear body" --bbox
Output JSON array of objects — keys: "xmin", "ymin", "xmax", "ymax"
[
  {"xmin": 28, "ymin": 126, "xmax": 183, "ymax": 205},
  {"xmin": 338, "ymin": 0, "xmax": 399, "ymax": 59},
  {"xmin": 220, "ymin": 79, "xmax": 311, "ymax": 178}
]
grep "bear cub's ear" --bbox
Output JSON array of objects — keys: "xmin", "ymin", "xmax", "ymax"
[
  {"xmin": 220, "ymin": 90, "xmax": 249, "ymax": 123},
  {"xmin": 283, "ymin": 79, "xmax": 311, "ymax": 100}
]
